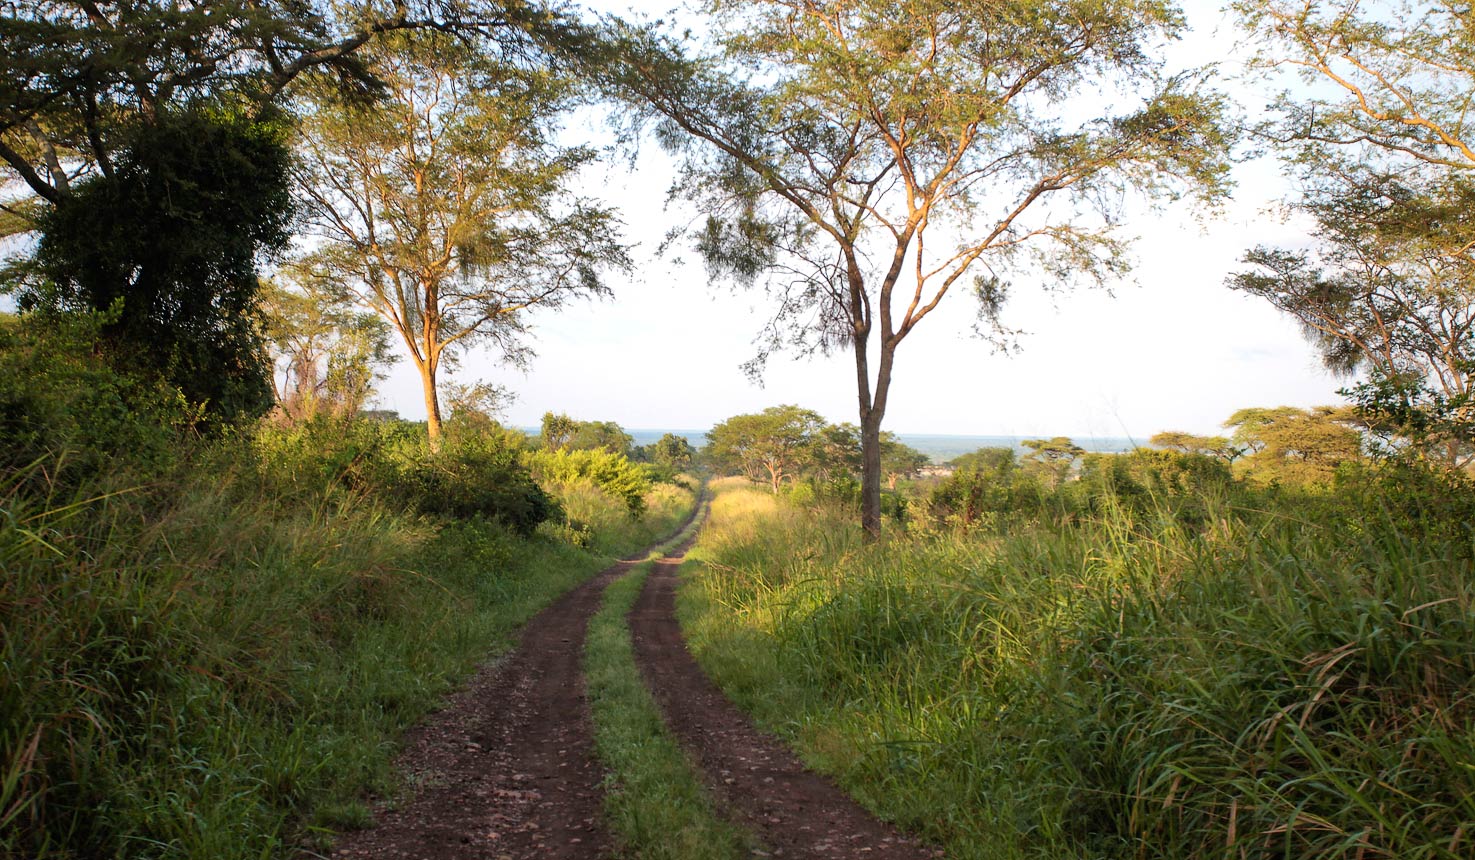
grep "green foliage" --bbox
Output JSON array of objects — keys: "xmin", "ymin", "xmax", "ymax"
[
  {"xmin": 1149, "ymin": 430, "xmax": 1238, "ymax": 461},
  {"xmin": 682, "ymin": 469, "xmax": 1475, "ymax": 859},
  {"xmin": 1021, "ymin": 436, "xmax": 1086, "ymax": 489},
  {"xmin": 0, "ymin": 314, "xmax": 194, "ymax": 488},
  {"xmin": 252, "ymin": 416, "xmax": 558, "ymax": 536},
  {"xmin": 636, "ymin": 432, "xmax": 696, "ymax": 470},
  {"xmin": 8, "ymin": 107, "xmax": 292, "ymax": 423},
  {"xmin": 705, "ymin": 405, "xmax": 826, "ymax": 492},
  {"xmin": 1231, "ymin": 0, "xmax": 1475, "ymax": 470},
  {"xmin": 594, "ymin": 0, "xmax": 1234, "ymax": 533},
  {"xmin": 527, "ymin": 447, "xmax": 653, "ymax": 519},
  {"xmin": 0, "ymin": 434, "xmax": 606, "ymax": 859},
  {"xmin": 1225, "ymin": 405, "xmax": 1364, "ymax": 486},
  {"xmin": 292, "ymin": 32, "xmax": 628, "ymax": 440},
  {"xmin": 260, "ymin": 276, "xmax": 398, "ymax": 420}
]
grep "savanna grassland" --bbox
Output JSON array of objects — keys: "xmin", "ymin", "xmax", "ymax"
[{"xmin": 677, "ymin": 470, "xmax": 1475, "ymax": 860}]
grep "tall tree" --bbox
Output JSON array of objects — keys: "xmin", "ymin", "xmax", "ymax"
[
  {"xmin": 1231, "ymin": 0, "xmax": 1475, "ymax": 467},
  {"xmin": 293, "ymin": 31, "xmax": 627, "ymax": 445},
  {"xmin": 593, "ymin": 0, "xmax": 1233, "ymax": 536},
  {"xmin": 1021, "ymin": 436, "xmax": 1086, "ymax": 489},
  {"xmin": 1, "ymin": 0, "xmax": 571, "ymax": 423}
]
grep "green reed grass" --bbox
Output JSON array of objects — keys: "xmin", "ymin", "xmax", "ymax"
[
  {"xmin": 1, "ymin": 450, "xmax": 695, "ymax": 859},
  {"xmin": 678, "ymin": 477, "xmax": 1475, "ymax": 859}
]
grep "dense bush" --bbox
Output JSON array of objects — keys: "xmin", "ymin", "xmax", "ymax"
[
  {"xmin": 252, "ymin": 417, "xmax": 558, "ymax": 535},
  {"xmin": 0, "ymin": 315, "xmax": 194, "ymax": 487},
  {"xmin": 527, "ymin": 447, "xmax": 652, "ymax": 517}
]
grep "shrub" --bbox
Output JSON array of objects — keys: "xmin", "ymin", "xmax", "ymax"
[{"xmin": 527, "ymin": 448, "xmax": 652, "ymax": 518}]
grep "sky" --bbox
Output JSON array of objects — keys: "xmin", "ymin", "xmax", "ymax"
[{"xmin": 365, "ymin": 0, "xmax": 1351, "ymax": 438}]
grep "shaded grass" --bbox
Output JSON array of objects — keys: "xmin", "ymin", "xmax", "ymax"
[
  {"xmin": 1, "ymin": 453, "xmax": 695, "ymax": 859},
  {"xmin": 584, "ymin": 496, "xmax": 752, "ymax": 860},
  {"xmin": 678, "ymin": 477, "xmax": 1475, "ymax": 860}
]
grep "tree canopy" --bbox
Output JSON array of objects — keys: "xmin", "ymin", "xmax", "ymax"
[
  {"xmin": 593, "ymin": 0, "xmax": 1234, "ymax": 535},
  {"xmin": 706, "ymin": 405, "xmax": 826, "ymax": 493},
  {"xmin": 1231, "ymin": 0, "xmax": 1475, "ymax": 468},
  {"xmin": 292, "ymin": 31, "xmax": 627, "ymax": 443}
]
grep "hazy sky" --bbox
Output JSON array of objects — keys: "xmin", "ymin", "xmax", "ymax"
[{"xmin": 369, "ymin": 0, "xmax": 1350, "ymax": 437}]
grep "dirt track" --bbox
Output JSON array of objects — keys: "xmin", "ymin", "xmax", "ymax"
[
  {"xmin": 332, "ymin": 504, "xmax": 941, "ymax": 859},
  {"xmin": 628, "ymin": 547, "xmax": 941, "ymax": 860}
]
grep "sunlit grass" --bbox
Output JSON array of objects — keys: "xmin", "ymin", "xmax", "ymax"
[
  {"xmin": 1, "ymin": 450, "xmax": 696, "ymax": 859},
  {"xmin": 678, "ymin": 480, "xmax": 1475, "ymax": 859}
]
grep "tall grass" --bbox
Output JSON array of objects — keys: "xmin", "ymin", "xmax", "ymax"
[
  {"xmin": 679, "ymin": 477, "xmax": 1475, "ymax": 859},
  {"xmin": 1, "ymin": 442, "xmax": 694, "ymax": 859}
]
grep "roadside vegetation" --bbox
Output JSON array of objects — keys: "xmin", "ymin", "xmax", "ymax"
[
  {"xmin": 0, "ymin": 318, "xmax": 695, "ymax": 859},
  {"xmin": 681, "ymin": 454, "xmax": 1475, "ymax": 859}
]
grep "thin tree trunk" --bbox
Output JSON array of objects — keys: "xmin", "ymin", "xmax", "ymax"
[
  {"xmin": 418, "ymin": 361, "xmax": 443, "ymax": 449},
  {"xmin": 859, "ymin": 410, "xmax": 883, "ymax": 537}
]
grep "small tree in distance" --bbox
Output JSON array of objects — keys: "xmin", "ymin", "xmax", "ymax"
[{"xmin": 706, "ymin": 405, "xmax": 826, "ymax": 493}]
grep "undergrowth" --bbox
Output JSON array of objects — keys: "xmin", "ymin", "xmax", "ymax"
[
  {"xmin": 1, "ymin": 415, "xmax": 694, "ymax": 858},
  {"xmin": 679, "ymin": 476, "xmax": 1475, "ymax": 859}
]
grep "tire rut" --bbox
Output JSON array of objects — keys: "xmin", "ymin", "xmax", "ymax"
[
  {"xmin": 331, "ymin": 557, "xmax": 634, "ymax": 860},
  {"xmin": 628, "ymin": 545, "xmax": 943, "ymax": 860}
]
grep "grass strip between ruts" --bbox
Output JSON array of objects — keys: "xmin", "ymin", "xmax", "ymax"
[{"xmin": 584, "ymin": 500, "xmax": 754, "ymax": 860}]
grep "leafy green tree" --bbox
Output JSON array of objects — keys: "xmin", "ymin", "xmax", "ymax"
[
  {"xmin": 949, "ymin": 447, "xmax": 1018, "ymax": 475},
  {"xmin": 541, "ymin": 411, "xmax": 579, "ymax": 451},
  {"xmin": 0, "ymin": 0, "xmax": 558, "ymax": 213},
  {"xmin": 539, "ymin": 412, "xmax": 634, "ymax": 456},
  {"xmin": 569, "ymin": 421, "xmax": 635, "ymax": 458},
  {"xmin": 706, "ymin": 405, "xmax": 826, "ymax": 493},
  {"xmin": 1224, "ymin": 405, "xmax": 1363, "ymax": 486},
  {"xmin": 7, "ymin": 108, "xmax": 293, "ymax": 423},
  {"xmin": 292, "ymin": 31, "xmax": 628, "ymax": 445},
  {"xmin": 1021, "ymin": 437, "xmax": 1086, "ymax": 489},
  {"xmin": 1149, "ymin": 430, "xmax": 1239, "ymax": 463},
  {"xmin": 879, "ymin": 434, "xmax": 928, "ymax": 490},
  {"xmin": 644, "ymin": 433, "xmax": 695, "ymax": 470},
  {"xmin": 1231, "ymin": 0, "xmax": 1475, "ymax": 467},
  {"xmin": 261, "ymin": 277, "xmax": 398, "ymax": 421},
  {"xmin": 810, "ymin": 423, "xmax": 862, "ymax": 483},
  {"xmin": 594, "ymin": 0, "xmax": 1233, "ymax": 536}
]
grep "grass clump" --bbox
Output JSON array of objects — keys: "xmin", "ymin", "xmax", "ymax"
[
  {"xmin": 679, "ymin": 475, "xmax": 1475, "ymax": 860},
  {"xmin": 584, "ymin": 516, "xmax": 751, "ymax": 860}
]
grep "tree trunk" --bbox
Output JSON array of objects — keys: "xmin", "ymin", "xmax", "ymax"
[
  {"xmin": 859, "ymin": 410, "xmax": 883, "ymax": 537},
  {"xmin": 418, "ymin": 361, "xmax": 443, "ymax": 450}
]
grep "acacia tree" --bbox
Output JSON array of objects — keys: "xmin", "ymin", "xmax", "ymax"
[
  {"xmin": 1231, "ymin": 0, "xmax": 1475, "ymax": 467},
  {"xmin": 0, "ymin": 0, "xmax": 572, "ymax": 423},
  {"xmin": 294, "ymin": 32, "xmax": 628, "ymax": 445},
  {"xmin": 1224, "ymin": 405, "xmax": 1363, "ymax": 485},
  {"xmin": 706, "ymin": 405, "xmax": 826, "ymax": 492},
  {"xmin": 594, "ymin": 0, "xmax": 1233, "ymax": 535},
  {"xmin": 0, "ymin": 0, "xmax": 558, "ymax": 211}
]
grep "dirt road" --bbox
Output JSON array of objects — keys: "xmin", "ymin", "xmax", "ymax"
[{"xmin": 332, "ymin": 505, "xmax": 940, "ymax": 859}]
